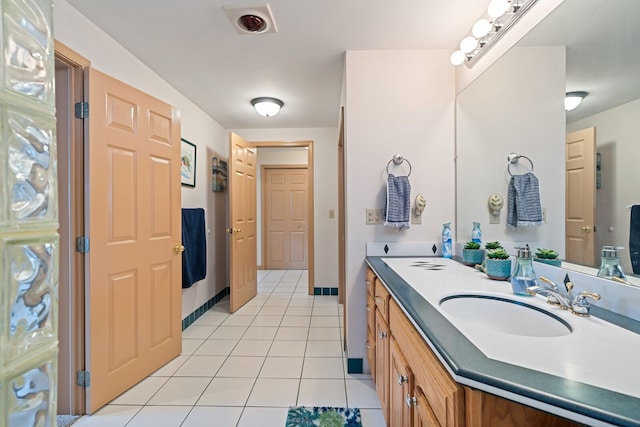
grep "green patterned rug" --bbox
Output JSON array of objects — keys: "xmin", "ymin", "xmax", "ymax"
[{"xmin": 286, "ymin": 406, "xmax": 362, "ymax": 427}]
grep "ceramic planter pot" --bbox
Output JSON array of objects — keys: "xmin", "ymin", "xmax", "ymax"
[
  {"xmin": 534, "ymin": 258, "xmax": 562, "ymax": 267},
  {"xmin": 486, "ymin": 258, "xmax": 512, "ymax": 280},
  {"xmin": 462, "ymin": 248, "xmax": 484, "ymax": 266}
]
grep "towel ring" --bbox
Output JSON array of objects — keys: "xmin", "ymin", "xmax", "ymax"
[
  {"xmin": 386, "ymin": 154, "xmax": 412, "ymax": 177},
  {"xmin": 507, "ymin": 153, "xmax": 534, "ymax": 176}
]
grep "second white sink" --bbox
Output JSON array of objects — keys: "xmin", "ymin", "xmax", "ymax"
[{"xmin": 439, "ymin": 294, "xmax": 572, "ymax": 337}]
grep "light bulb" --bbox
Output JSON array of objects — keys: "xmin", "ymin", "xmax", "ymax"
[
  {"xmin": 565, "ymin": 92, "xmax": 587, "ymax": 111},
  {"xmin": 450, "ymin": 50, "xmax": 465, "ymax": 66},
  {"xmin": 472, "ymin": 19, "xmax": 492, "ymax": 38},
  {"xmin": 488, "ymin": 0, "xmax": 509, "ymax": 18},
  {"xmin": 460, "ymin": 36, "xmax": 478, "ymax": 54}
]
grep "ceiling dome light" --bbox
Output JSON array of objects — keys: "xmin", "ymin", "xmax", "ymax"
[
  {"xmin": 450, "ymin": 50, "xmax": 466, "ymax": 66},
  {"xmin": 460, "ymin": 36, "xmax": 478, "ymax": 54},
  {"xmin": 472, "ymin": 19, "xmax": 492, "ymax": 38},
  {"xmin": 488, "ymin": 0, "xmax": 509, "ymax": 18},
  {"xmin": 565, "ymin": 91, "xmax": 588, "ymax": 111},
  {"xmin": 251, "ymin": 97, "xmax": 284, "ymax": 117}
]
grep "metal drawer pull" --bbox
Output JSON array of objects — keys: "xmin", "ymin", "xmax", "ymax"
[
  {"xmin": 397, "ymin": 374, "xmax": 408, "ymax": 385},
  {"xmin": 366, "ymin": 305, "xmax": 372, "ymax": 311},
  {"xmin": 375, "ymin": 297, "xmax": 383, "ymax": 304},
  {"xmin": 406, "ymin": 394, "xmax": 417, "ymax": 408},
  {"xmin": 366, "ymin": 340, "xmax": 372, "ymax": 349},
  {"xmin": 378, "ymin": 331, "xmax": 387, "ymax": 339}
]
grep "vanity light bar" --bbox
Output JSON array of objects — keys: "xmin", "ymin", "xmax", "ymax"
[{"xmin": 451, "ymin": 0, "xmax": 539, "ymax": 68}]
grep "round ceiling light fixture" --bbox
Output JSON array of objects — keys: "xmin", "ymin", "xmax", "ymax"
[
  {"xmin": 251, "ymin": 97, "xmax": 284, "ymax": 117},
  {"xmin": 565, "ymin": 91, "xmax": 588, "ymax": 111}
]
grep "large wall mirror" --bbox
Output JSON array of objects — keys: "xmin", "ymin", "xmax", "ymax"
[{"xmin": 456, "ymin": 0, "xmax": 640, "ymax": 278}]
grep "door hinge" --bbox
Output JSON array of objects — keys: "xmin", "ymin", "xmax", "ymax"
[
  {"xmin": 76, "ymin": 370, "xmax": 90, "ymax": 387},
  {"xmin": 75, "ymin": 101, "xmax": 89, "ymax": 119},
  {"xmin": 76, "ymin": 236, "xmax": 90, "ymax": 253}
]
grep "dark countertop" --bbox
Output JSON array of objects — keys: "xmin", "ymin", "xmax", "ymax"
[{"xmin": 366, "ymin": 256, "xmax": 640, "ymax": 427}]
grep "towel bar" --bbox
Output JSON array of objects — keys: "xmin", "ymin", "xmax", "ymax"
[
  {"xmin": 387, "ymin": 154, "xmax": 412, "ymax": 177},
  {"xmin": 507, "ymin": 153, "xmax": 534, "ymax": 176}
]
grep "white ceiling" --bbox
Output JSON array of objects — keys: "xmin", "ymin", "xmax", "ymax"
[{"xmin": 64, "ymin": 0, "xmax": 489, "ymax": 129}]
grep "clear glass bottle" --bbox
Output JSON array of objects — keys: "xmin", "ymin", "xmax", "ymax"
[
  {"xmin": 442, "ymin": 222, "xmax": 452, "ymax": 259},
  {"xmin": 511, "ymin": 244, "xmax": 537, "ymax": 295},
  {"xmin": 597, "ymin": 246, "xmax": 627, "ymax": 280},
  {"xmin": 472, "ymin": 222, "xmax": 482, "ymax": 244}
]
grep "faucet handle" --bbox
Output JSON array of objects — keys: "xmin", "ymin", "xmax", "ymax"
[
  {"xmin": 565, "ymin": 281, "xmax": 574, "ymax": 297},
  {"xmin": 571, "ymin": 291, "xmax": 601, "ymax": 317},
  {"xmin": 539, "ymin": 276, "xmax": 558, "ymax": 291}
]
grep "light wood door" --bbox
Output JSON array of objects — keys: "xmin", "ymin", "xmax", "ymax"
[
  {"xmin": 87, "ymin": 69, "xmax": 182, "ymax": 413},
  {"xmin": 264, "ymin": 167, "xmax": 308, "ymax": 269},
  {"xmin": 566, "ymin": 128, "xmax": 596, "ymax": 265},
  {"xmin": 390, "ymin": 336, "xmax": 414, "ymax": 427},
  {"xmin": 229, "ymin": 132, "xmax": 257, "ymax": 312}
]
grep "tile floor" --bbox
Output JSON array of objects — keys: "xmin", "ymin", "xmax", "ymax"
[{"xmin": 74, "ymin": 270, "xmax": 385, "ymax": 427}]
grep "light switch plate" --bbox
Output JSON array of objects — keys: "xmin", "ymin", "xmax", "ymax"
[{"xmin": 366, "ymin": 208, "xmax": 383, "ymax": 224}]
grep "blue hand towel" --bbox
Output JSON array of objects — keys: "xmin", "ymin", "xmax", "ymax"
[
  {"xmin": 507, "ymin": 172, "xmax": 543, "ymax": 230},
  {"xmin": 384, "ymin": 174, "xmax": 411, "ymax": 230},
  {"xmin": 630, "ymin": 205, "xmax": 640, "ymax": 274},
  {"xmin": 181, "ymin": 208, "xmax": 207, "ymax": 288}
]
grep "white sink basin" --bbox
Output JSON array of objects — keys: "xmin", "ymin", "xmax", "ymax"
[{"xmin": 439, "ymin": 294, "xmax": 572, "ymax": 337}]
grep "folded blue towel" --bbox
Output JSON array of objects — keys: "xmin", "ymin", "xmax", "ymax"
[
  {"xmin": 384, "ymin": 174, "xmax": 410, "ymax": 230},
  {"xmin": 181, "ymin": 208, "xmax": 207, "ymax": 288},
  {"xmin": 507, "ymin": 172, "xmax": 543, "ymax": 229},
  {"xmin": 630, "ymin": 205, "xmax": 640, "ymax": 274}
]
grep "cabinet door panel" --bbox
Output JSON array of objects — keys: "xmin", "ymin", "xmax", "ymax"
[
  {"xmin": 375, "ymin": 310, "xmax": 390, "ymax": 424},
  {"xmin": 390, "ymin": 336, "xmax": 413, "ymax": 427},
  {"xmin": 414, "ymin": 385, "xmax": 441, "ymax": 427}
]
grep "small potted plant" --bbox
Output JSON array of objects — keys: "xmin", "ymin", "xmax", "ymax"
[
  {"xmin": 534, "ymin": 248, "xmax": 562, "ymax": 267},
  {"xmin": 485, "ymin": 248, "xmax": 512, "ymax": 281},
  {"xmin": 462, "ymin": 241, "xmax": 484, "ymax": 266},
  {"xmin": 484, "ymin": 241, "xmax": 503, "ymax": 251}
]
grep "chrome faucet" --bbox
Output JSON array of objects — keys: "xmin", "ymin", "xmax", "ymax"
[{"xmin": 526, "ymin": 276, "xmax": 601, "ymax": 317}]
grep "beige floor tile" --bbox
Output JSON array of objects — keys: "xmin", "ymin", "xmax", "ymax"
[
  {"xmin": 268, "ymin": 340, "xmax": 307, "ymax": 357},
  {"xmin": 192, "ymin": 339, "xmax": 238, "ymax": 356},
  {"xmin": 231, "ymin": 339, "xmax": 272, "ymax": 356},
  {"xmin": 259, "ymin": 357, "xmax": 304, "ymax": 378},
  {"xmin": 147, "ymin": 377, "xmax": 211, "ymax": 406},
  {"xmin": 302, "ymin": 357, "xmax": 345, "ymax": 379},
  {"xmin": 126, "ymin": 406, "xmax": 191, "ymax": 427},
  {"xmin": 246, "ymin": 378, "xmax": 299, "ymax": 406},
  {"xmin": 297, "ymin": 379, "xmax": 346, "ymax": 407},
  {"xmin": 196, "ymin": 377, "xmax": 256, "ymax": 406},
  {"xmin": 182, "ymin": 407, "xmax": 243, "ymax": 427},
  {"xmin": 275, "ymin": 327, "xmax": 309, "ymax": 341},
  {"xmin": 237, "ymin": 407, "xmax": 289, "ymax": 427},
  {"xmin": 173, "ymin": 355, "xmax": 226, "ymax": 377},
  {"xmin": 216, "ymin": 356, "xmax": 265, "ymax": 378}
]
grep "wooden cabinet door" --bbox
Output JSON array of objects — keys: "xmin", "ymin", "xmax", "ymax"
[
  {"xmin": 414, "ymin": 385, "xmax": 441, "ymax": 427},
  {"xmin": 375, "ymin": 310, "xmax": 390, "ymax": 424},
  {"xmin": 366, "ymin": 329, "xmax": 376, "ymax": 382},
  {"xmin": 390, "ymin": 336, "xmax": 413, "ymax": 427}
]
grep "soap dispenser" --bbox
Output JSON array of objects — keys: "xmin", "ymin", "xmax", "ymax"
[
  {"xmin": 511, "ymin": 244, "xmax": 537, "ymax": 295},
  {"xmin": 472, "ymin": 222, "xmax": 482, "ymax": 244},
  {"xmin": 597, "ymin": 246, "xmax": 627, "ymax": 281}
]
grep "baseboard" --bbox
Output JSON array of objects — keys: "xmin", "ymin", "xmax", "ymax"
[
  {"xmin": 347, "ymin": 358, "xmax": 363, "ymax": 374},
  {"xmin": 182, "ymin": 287, "xmax": 230, "ymax": 331},
  {"xmin": 313, "ymin": 287, "xmax": 338, "ymax": 296}
]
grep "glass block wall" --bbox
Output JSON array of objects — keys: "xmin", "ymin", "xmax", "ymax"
[{"xmin": 0, "ymin": 0, "xmax": 58, "ymax": 425}]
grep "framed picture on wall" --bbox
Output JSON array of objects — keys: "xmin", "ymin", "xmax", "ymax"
[
  {"xmin": 181, "ymin": 138, "xmax": 196, "ymax": 187},
  {"xmin": 212, "ymin": 157, "xmax": 228, "ymax": 192}
]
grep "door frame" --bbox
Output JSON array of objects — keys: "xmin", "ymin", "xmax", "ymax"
[
  {"xmin": 261, "ymin": 164, "xmax": 309, "ymax": 270},
  {"xmin": 253, "ymin": 140, "xmax": 315, "ymax": 293},
  {"xmin": 54, "ymin": 40, "xmax": 90, "ymax": 415}
]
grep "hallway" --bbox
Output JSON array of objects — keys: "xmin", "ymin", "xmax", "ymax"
[{"xmin": 73, "ymin": 270, "xmax": 384, "ymax": 426}]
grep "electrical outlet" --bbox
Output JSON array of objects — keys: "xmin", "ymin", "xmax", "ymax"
[
  {"xmin": 411, "ymin": 209, "xmax": 422, "ymax": 224},
  {"xmin": 329, "ymin": 209, "xmax": 335, "ymax": 219},
  {"xmin": 366, "ymin": 208, "xmax": 383, "ymax": 224}
]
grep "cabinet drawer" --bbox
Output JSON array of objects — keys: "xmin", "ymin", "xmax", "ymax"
[
  {"xmin": 374, "ymin": 279, "xmax": 390, "ymax": 321},
  {"xmin": 366, "ymin": 267, "xmax": 376, "ymax": 296}
]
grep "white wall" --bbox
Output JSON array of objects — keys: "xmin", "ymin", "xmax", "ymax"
[
  {"xmin": 344, "ymin": 50, "xmax": 456, "ymax": 364},
  {"xmin": 456, "ymin": 46, "xmax": 566, "ymax": 255},
  {"xmin": 54, "ymin": 0, "xmax": 230, "ymax": 320},
  {"xmin": 234, "ymin": 128, "xmax": 340, "ymax": 287},
  {"xmin": 567, "ymin": 98, "xmax": 640, "ymax": 274},
  {"xmin": 255, "ymin": 147, "xmax": 308, "ymax": 267}
]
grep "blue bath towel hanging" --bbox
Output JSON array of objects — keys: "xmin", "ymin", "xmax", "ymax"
[
  {"xmin": 181, "ymin": 208, "xmax": 207, "ymax": 288},
  {"xmin": 384, "ymin": 174, "xmax": 411, "ymax": 230}
]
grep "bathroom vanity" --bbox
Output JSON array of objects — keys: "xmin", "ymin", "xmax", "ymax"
[{"xmin": 365, "ymin": 256, "xmax": 640, "ymax": 427}]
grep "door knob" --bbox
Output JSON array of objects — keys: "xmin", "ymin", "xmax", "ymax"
[
  {"xmin": 581, "ymin": 226, "xmax": 592, "ymax": 232},
  {"xmin": 225, "ymin": 228, "xmax": 242, "ymax": 234},
  {"xmin": 174, "ymin": 244, "xmax": 185, "ymax": 253}
]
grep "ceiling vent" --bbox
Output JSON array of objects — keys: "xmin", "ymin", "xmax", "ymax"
[{"xmin": 224, "ymin": 5, "xmax": 278, "ymax": 35}]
